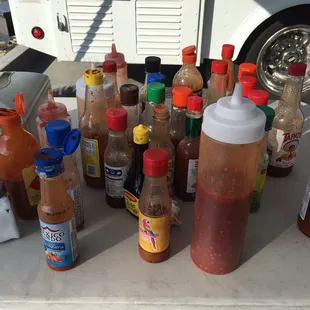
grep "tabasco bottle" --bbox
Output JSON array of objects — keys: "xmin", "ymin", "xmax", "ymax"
[{"xmin": 267, "ymin": 62, "xmax": 307, "ymax": 177}]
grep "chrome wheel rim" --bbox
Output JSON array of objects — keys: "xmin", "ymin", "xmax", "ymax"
[{"xmin": 257, "ymin": 25, "xmax": 310, "ymax": 95}]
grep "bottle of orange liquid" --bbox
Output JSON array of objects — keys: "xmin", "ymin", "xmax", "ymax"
[{"xmin": 221, "ymin": 44, "xmax": 235, "ymax": 95}]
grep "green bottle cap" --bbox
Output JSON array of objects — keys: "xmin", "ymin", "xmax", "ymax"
[
  {"xmin": 257, "ymin": 105, "xmax": 275, "ymax": 131},
  {"xmin": 147, "ymin": 82, "xmax": 165, "ymax": 103}
]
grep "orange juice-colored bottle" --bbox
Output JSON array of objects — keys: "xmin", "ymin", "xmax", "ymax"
[
  {"xmin": 0, "ymin": 93, "xmax": 40, "ymax": 220},
  {"xmin": 221, "ymin": 44, "xmax": 235, "ymax": 95}
]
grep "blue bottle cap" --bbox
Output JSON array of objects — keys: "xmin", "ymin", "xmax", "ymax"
[
  {"xmin": 147, "ymin": 73, "xmax": 166, "ymax": 85},
  {"xmin": 35, "ymin": 148, "xmax": 64, "ymax": 178},
  {"xmin": 63, "ymin": 128, "xmax": 81, "ymax": 155},
  {"xmin": 46, "ymin": 120, "xmax": 71, "ymax": 148}
]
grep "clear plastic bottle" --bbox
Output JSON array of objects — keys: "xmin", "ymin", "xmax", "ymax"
[
  {"xmin": 221, "ymin": 44, "xmax": 235, "ymax": 95},
  {"xmin": 120, "ymin": 84, "xmax": 139, "ymax": 148},
  {"xmin": 239, "ymin": 76, "xmax": 257, "ymax": 98},
  {"xmin": 191, "ymin": 84, "xmax": 265, "ymax": 275},
  {"xmin": 170, "ymin": 86, "xmax": 193, "ymax": 148},
  {"xmin": 138, "ymin": 148, "xmax": 171, "ymax": 263},
  {"xmin": 267, "ymin": 62, "xmax": 307, "ymax": 177},
  {"xmin": 80, "ymin": 69, "xmax": 108, "ymax": 188},
  {"xmin": 206, "ymin": 60, "xmax": 228, "ymax": 108},
  {"xmin": 149, "ymin": 104, "xmax": 175, "ymax": 197},
  {"xmin": 173, "ymin": 45, "xmax": 204, "ymax": 96},
  {"xmin": 45, "ymin": 120, "xmax": 84, "ymax": 230},
  {"xmin": 35, "ymin": 147, "xmax": 79, "ymax": 271},
  {"xmin": 102, "ymin": 60, "xmax": 120, "ymax": 108},
  {"xmin": 238, "ymin": 63, "xmax": 257, "ymax": 81},
  {"xmin": 104, "ymin": 108, "xmax": 131, "ymax": 208}
]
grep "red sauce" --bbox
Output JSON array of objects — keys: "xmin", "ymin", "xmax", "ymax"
[{"xmin": 191, "ymin": 182, "xmax": 252, "ymax": 275}]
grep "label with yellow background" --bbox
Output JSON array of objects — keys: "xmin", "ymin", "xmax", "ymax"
[
  {"xmin": 22, "ymin": 164, "xmax": 40, "ymax": 206},
  {"xmin": 139, "ymin": 211, "xmax": 170, "ymax": 253},
  {"xmin": 124, "ymin": 190, "xmax": 139, "ymax": 217},
  {"xmin": 81, "ymin": 137, "xmax": 101, "ymax": 178}
]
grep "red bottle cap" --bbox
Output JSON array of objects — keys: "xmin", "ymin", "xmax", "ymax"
[
  {"xmin": 238, "ymin": 63, "xmax": 257, "ymax": 80},
  {"xmin": 239, "ymin": 76, "xmax": 257, "ymax": 97},
  {"xmin": 288, "ymin": 62, "xmax": 307, "ymax": 77},
  {"xmin": 106, "ymin": 108, "xmax": 127, "ymax": 131},
  {"xmin": 143, "ymin": 148, "xmax": 169, "ymax": 177},
  {"xmin": 211, "ymin": 60, "xmax": 228, "ymax": 74},
  {"xmin": 248, "ymin": 89, "xmax": 269, "ymax": 106},
  {"xmin": 221, "ymin": 44, "xmax": 235, "ymax": 59},
  {"xmin": 182, "ymin": 45, "xmax": 197, "ymax": 64},
  {"xmin": 102, "ymin": 60, "xmax": 117, "ymax": 73},
  {"xmin": 172, "ymin": 86, "xmax": 193, "ymax": 108},
  {"xmin": 187, "ymin": 96, "xmax": 203, "ymax": 111}
]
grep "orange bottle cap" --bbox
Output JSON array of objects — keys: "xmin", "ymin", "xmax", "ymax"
[
  {"xmin": 238, "ymin": 63, "xmax": 257, "ymax": 80},
  {"xmin": 172, "ymin": 86, "xmax": 193, "ymax": 107},
  {"xmin": 182, "ymin": 45, "xmax": 197, "ymax": 64}
]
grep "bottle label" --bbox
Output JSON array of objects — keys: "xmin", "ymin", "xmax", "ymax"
[
  {"xmin": 139, "ymin": 211, "xmax": 170, "ymax": 253},
  {"xmin": 22, "ymin": 165, "xmax": 40, "ymax": 206},
  {"xmin": 124, "ymin": 189, "xmax": 139, "ymax": 217},
  {"xmin": 269, "ymin": 129, "xmax": 302, "ymax": 168},
  {"xmin": 39, "ymin": 218, "xmax": 78, "ymax": 268},
  {"xmin": 193, "ymin": 88, "xmax": 203, "ymax": 97},
  {"xmin": 300, "ymin": 180, "xmax": 310, "ymax": 220},
  {"xmin": 167, "ymin": 159, "xmax": 174, "ymax": 197},
  {"xmin": 186, "ymin": 159, "xmax": 198, "ymax": 193},
  {"xmin": 81, "ymin": 138, "xmax": 101, "ymax": 178},
  {"xmin": 67, "ymin": 185, "xmax": 84, "ymax": 227},
  {"xmin": 105, "ymin": 164, "xmax": 130, "ymax": 198}
]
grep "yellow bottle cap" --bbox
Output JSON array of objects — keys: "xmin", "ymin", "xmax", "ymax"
[
  {"xmin": 84, "ymin": 69, "xmax": 103, "ymax": 86},
  {"xmin": 133, "ymin": 124, "xmax": 149, "ymax": 145}
]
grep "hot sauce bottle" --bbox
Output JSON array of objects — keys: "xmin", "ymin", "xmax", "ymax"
[
  {"xmin": 175, "ymin": 96, "xmax": 203, "ymax": 201},
  {"xmin": 138, "ymin": 148, "xmax": 171, "ymax": 263},
  {"xmin": 239, "ymin": 76, "xmax": 257, "ymax": 98},
  {"xmin": 267, "ymin": 62, "xmax": 307, "ymax": 177},
  {"xmin": 238, "ymin": 63, "xmax": 257, "ymax": 80},
  {"xmin": 221, "ymin": 44, "xmax": 235, "ymax": 95}
]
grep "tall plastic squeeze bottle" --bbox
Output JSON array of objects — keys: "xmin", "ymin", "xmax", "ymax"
[
  {"xmin": 221, "ymin": 44, "xmax": 235, "ymax": 95},
  {"xmin": 191, "ymin": 83, "xmax": 265, "ymax": 275}
]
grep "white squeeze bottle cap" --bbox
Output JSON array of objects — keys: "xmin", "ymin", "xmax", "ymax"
[{"xmin": 202, "ymin": 83, "xmax": 266, "ymax": 144}]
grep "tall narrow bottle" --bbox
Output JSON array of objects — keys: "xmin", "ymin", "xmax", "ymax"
[
  {"xmin": 267, "ymin": 62, "xmax": 307, "ymax": 177},
  {"xmin": 221, "ymin": 44, "xmax": 235, "ymax": 95},
  {"xmin": 102, "ymin": 60, "xmax": 120, "ymax": 108}
]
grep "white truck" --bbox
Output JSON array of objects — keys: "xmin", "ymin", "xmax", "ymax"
[{"xmin": 9, "ymin": 0, "xmax": 310, "ymax": 96}]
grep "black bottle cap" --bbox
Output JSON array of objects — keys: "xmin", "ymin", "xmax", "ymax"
[
  {"xmin": 145, "ymin": 56, "xmax": 161, "ymax": 73},
  {"xmin": 120, "ymin": 84, "xmax": 139, "ymax": 106}
]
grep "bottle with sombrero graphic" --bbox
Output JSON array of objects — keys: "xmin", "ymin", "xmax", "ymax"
[{"xmin": 267, "ymin": 62, "xmax": 307, "ymax": 177}]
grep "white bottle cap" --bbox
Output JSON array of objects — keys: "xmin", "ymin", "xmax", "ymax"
[{"xmin": 202, "ymin": 83, "xmax": 266, "ymax": 144}]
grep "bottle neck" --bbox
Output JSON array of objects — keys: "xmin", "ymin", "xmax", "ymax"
[
  {"xmin": 132, "ymin": 142, "xmax": 148, "ymax": 173},
  {"xmin": 107, "ymin": 130, "xmax": 127, "ymax": 149},
  {"xmin": 144, "ymin": 174, "xmax": 167, "ymax": 187},
  {"xmin": 144, "ymin": 72, "xmax": 150, "ymax": 86},
  {"xmin": 182, "ymin": 62, "xmax": 195, "ymax": 69},
  {"xmin": 185, "ymin": 111, "xmax": 203, "ymax": 138},
  {"xmin": 106, "ymin": 72, "xmax": 119, "ymax": 94},
  {"xmin": 84, "ymin": 84, "xmax": 107, "ymax": 116},
  {"xmin": 152, "ymin": 117, "xmax": 170, "ymax": 138},
  {"xmin": 170, "ymin": 106, "xmax": 186, "ymax": 132}
]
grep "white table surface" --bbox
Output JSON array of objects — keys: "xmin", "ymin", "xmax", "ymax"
[{"xmin": 1, "ymin": 98, "xmax": 310, "ymax": 310}]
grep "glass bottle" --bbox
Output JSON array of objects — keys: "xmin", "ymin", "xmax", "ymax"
[
  {"xmin": 191, "ymin": 84, "xmax": 265, "ymax": 275},
  {"xmin": 45, "ymin": 120, "xmax": 84, "ymax": 230},
  {"xmin": 175, "ymin": 96, "xmax": 203, "ymax": 201},
  {"xmin": 120, "ymin": 84, "xmax": 140, "ymax": 148},
  {"xmin": 104, "ymin": 108, "xmax": 131, "ymax": 208},
  {"xmin": 145, "ymin": 82, "xmax": 165, "ymax": 137},
  {"xmin": 250, "ymin": 105, "xmax": 275, "ymax": 213},
  {"xmin": 35, "ymin": 148, "xmax": 78, "ymax": 271},
  {"xmin": 80, "ymin": 69, "xmax": 108, "ymax": 188},
  {"xmin": 170, "ymin": 86, "xmax": 193, "ymax": 148},
  {"xmin": 102, "ymin": 60, "xmax": 120, "ymax": 108},
  {"xmin": 173, "ymin": 45, "xmax": 204, "ymax": 96},
  {"xmin": 206, "ymin": 60, "xmax": 228, "ymax": 108},
  {"xmin": 239, "ymin": 76, "xmax": 257, "ymax": 98},
  {"xmin": 267, "ymin": 62, "xmax": 307, "ymax": 177},
  {"xmin": 149, "ymin": 104, "xmax": 175, "ymax": 197},
  {"xmin": 138, "ymin": 148, "xmax": 171, "ymax": 263},
  {"xmin": 238, "ymin": 63, "xmax": 257, "ymax": 81},
  {"xmin": 248, "ymin": 89, "xmax": 269, "ymax": 106},
  {"xmin": 298, "ymin": 179, "xmax": 310, "ymax": 237},
  {"xmin": 222, "ymin": 44, "xmax": 235, "ymax": 95},
  {"xmin": 124, "ymin": 125, "xmax": 149, "ymax": 217},
  {"xmin": 0, "ymin": 93, "xmax": 40, "ymax": 220}
]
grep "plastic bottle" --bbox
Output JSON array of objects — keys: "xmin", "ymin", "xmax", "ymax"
[
  {"xmin": 120, "ymin": 84, "xmax": 139, "ymax": 148},
  {"xmin": 105, "ymin": 43, "xmax": 128, "ymax": 90},
  {"xmin": 248, "ymin": 90, "xmax": 269, "ymax": 106},
  {"xmin": 102, "ymin": 60, "xmax": 120, "ymax": 108},
  {"xmin": 0, "ymin": 93, "xmax": 40, "ymax": 220},
  {"xmin": 138, "ymin": 148, "xmax": 171, "ymax": 263},
  {"xmin": 250, "ymin": 105, "xmax": 275, "ymax": 213},
  {"xmin": 206, "ymin": 60, "xmax": 228, "ymax": 107},
  {"xmin": 124, "ymin": 125, "xmax": 149, "ymax": 217},
  {"xmin": 35, "ymin": 147, "xmax": 79, "ymax": 271},
  {"xmin": 170, "ymin": 86, "xmax": 193, "ymax": 148},
  {"xmin": 80, "ymin": 69, "xmax": 108, "ymax": 188},
  {"xmin": 267, "ymin": 62, "xmax": 307, "ymax": 177},
  {"xmin": 175, "ymin": 96, "xmax": 203, "ymax": 201},
  {"xmin": 145, "ymin": 82, "xmax": 165, "ymax": 137},
  {"xmin": 239, "ymin": 76, "xmax": 257, "ymax": 98},
  {"xmin": 104, "ymin": 108, "xmax": 131, "ymax": 208},
  {"xmin": 238, "ymin": 63, "xmax": 257, "ymax": 80},
  {"xmin": 37, "ymin": 90, "xmax": 71, "ymax": 148},
  {"xmin": 190, "ymin": 83, "xmax": 265, "ymax": 275},
  {"xmin": 149, "ymin": 104, "xmax": 175, "ymax": 197},
  {"xmin": 221, "ymin": 44, "xmax": 235, "ymax": 95},
  {"xmin": 172, "ymin": 45, "xmax": 204, "ymax": 96},
  {"xmin": 45, "ymin": 120, "xmax": 84, "ymax": 230}
]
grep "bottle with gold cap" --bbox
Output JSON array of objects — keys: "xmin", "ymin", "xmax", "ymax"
[
  {"xmin": 124, "ymin": 124, "xmax": 149, "ymax": 217},
  {"xmin": 79, "ymin": 69, "xmax": 108, "ymax": 188}
]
